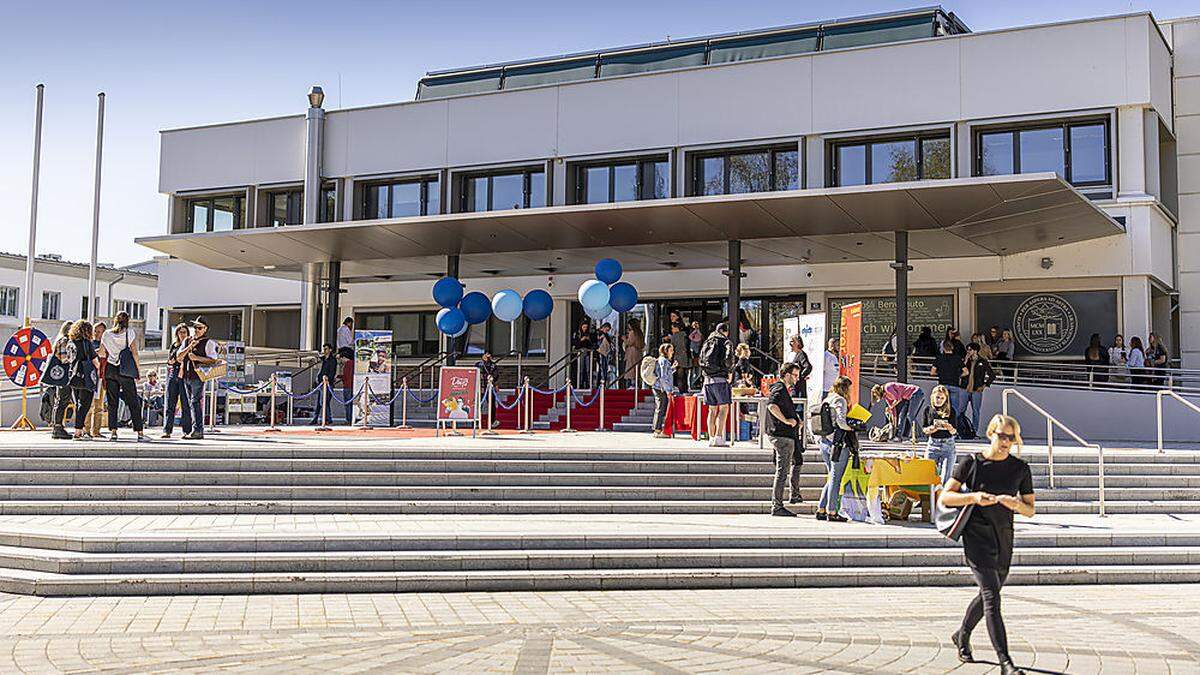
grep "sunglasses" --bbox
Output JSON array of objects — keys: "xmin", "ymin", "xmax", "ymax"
[{"xmin": 994, "ymin": 432, "xmax": 1017, "ymax": 441}]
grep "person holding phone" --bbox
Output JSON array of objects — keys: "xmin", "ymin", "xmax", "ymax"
[
  {"xmin": 939, "ymin": 414, "xmax": 1035, "ymax": 675},
  {"xmin": 922, "ymin": 385, "xmax": 957, "ymax": 486}
]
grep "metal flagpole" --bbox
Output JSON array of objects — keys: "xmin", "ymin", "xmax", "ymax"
[
  {"xmin": 12, "ymin": 85, "xmax": 45, "ymax": 431},
  {"xmin": 87, "ymin": 93, "xmax": 105, "ymax": 322}
]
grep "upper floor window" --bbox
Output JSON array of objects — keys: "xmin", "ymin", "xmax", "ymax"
[
  {"xmin": 459, "ymin": 168, "xmax": 545, "ymax": 212},
  {"xmin": 573, "ymin": 156, "xmax": 669, "ymax": 204},
  {"xmin": 113, "ymin": 299, "xmax": 147, "ymax": 322},
  {"xmin": 319, "ymin": 182, "xmax": 337, "ymax": 223},
  {"xmin": 186, "ymin": 194, "xmax": 246, "ymax": 232},
  {"xmin": 41, "ymin": 291, "xmax": 60, "ymax": 321},
  {"xmin": 363, "ymin": 176, "xmax": 440, "ymax": 219},
  {"xmin": 691, "ymin": 145, "xmax": 799, "ymax": 196},
  {"xmin": 975, "ymin": 119, "xmax": 1110, "ymax": 187},
  {"xmin": 265, "ymin": 188, "xmax": 303, "ymax": 227},
  {"xmin": 830, "ymin": 133, "xmax": 950, "ymax": 187},
  {"xmin": 0, "ymin": 286, "xmax": 18, "ymax": 317}
]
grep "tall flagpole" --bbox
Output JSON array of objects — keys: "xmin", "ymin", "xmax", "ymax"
[
  {"xmin": 87, "ymin": 92, "xmax": 105, "ymax": 322},
  {"xmin": 23, "ymin": 84, "xmax": 44, "ymax": 325}
]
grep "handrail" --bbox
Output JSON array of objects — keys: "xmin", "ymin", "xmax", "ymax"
[
  {"xmin": 1156, "ymin": 389, "xmax": 1200, "ymax": 454},
  {"xmin": 393, "ymin": 351, "xmax": 451, "ymax": 392},
  {"xmin": 1001, "ymin": 388, "xmax": 1105, "ymax": 517},
  {"xmin": 749, "ymin": 346, "xmax": 782, "ymax": 374},
  {"xmin": 538, "ymin": 348, "xmax": 585, "ymax": 390}
]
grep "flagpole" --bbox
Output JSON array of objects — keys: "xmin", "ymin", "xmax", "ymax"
[
  {"xmin": 87, "ymin": 92, "xmax": 106, "ymax": 322},
  {"xmin": 23, "ymin": 84, "xmax": 44, "ymax": 325}
]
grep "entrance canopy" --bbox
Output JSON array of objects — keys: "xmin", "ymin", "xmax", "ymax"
[{"xmin": 138, "ymin": 173, "xmax": 1123, "ymax": 281}]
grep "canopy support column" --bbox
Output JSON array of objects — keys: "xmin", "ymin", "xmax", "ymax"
[
  {"xmin": 723, "ymin": 240, "xmax": 744, "ymax": 344},
  {"xmin": 324, "ymin": 261, "xmax": 341, "ymax": 348},
  {"xmin": 445, "ymin": 254, "xmax": 459, "ymax": 366},
  {"xmin": 891, "ymin": 231, "xmax": 912, "ymax": 383}
]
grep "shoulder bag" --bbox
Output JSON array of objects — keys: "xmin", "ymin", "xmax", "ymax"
[
  {"xmin": 935, "ymin": 454, "xmax": 977, "ymax": 541},
  {"xmin": 118, "ymin": 330, "xmax": 140, "ymax": 380}
]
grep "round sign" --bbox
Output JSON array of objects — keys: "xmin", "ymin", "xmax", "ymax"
[
  {"xmin": 1013, "ymin": 294, "xmax": 1078, "ymax": 355},
  {"xmin": 3, "ymin": 327, "xmax": 52, "ymax": 388}
]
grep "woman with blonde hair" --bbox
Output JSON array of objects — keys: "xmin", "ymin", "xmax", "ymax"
[
  {"xmin": 58, "ymin": 320, "xmax": 101, "ymax": 441},
  {"xmin": 814, "ymin": 376, "xmax": 855, "ymax": 522},
  {"xmin": 940, "ymin": 414, "xmax": 1035, "ymax": 675},
  {"xmin": 923, "ymin": 385, "xmax": 958, "ymax": 485}
]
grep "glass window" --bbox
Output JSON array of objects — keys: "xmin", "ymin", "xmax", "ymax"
[
  {"xmin": 355, "ymin": 310, "xmax": 443, "ymax": 359},
  {"xmin": 265, "ymin": 190, "xmax": 302, "ymax": 227},
  {"xmin": 270, "ymin": 193, "xmax": 289, "ymax": 228},
  {"xmin": 871, "ymin": 140, "xmax": 918, "ymax": 184},
  {"xmin": 363, "ymin": 178, "xmax": 438, "ymax": 219},
  {"xmin": 184, "ymin": 194, "xmax": 244, "ymax": 233},
  {"xmin": 921, "ymin": 137, "xmax": 951, "ymax": 179},
  {"xmin": 491, "ymin": 174, "xmax": 524, "ymax": 211},
  {"xmin": 708, "ymin": 30, "xmax": 819, "ymax": 64},
  {"xmin": 836, "ymin": 145, "xmax": 867, "ymax": 186},
  {"xmin": 728, "ymin": 152, "xmax": 771, "ymax": 194},
  {"xmin": 211, "ymin": 196, "xmax": 237, "ymax": 231},
  {"xmin": 698, "ymin": 156, "xmax": 725, "ymax": 196},
  {"xmin": 390, "ymin": 182, "xmax": 422, "ymax": 217},
  {"xmin": 0, "ymin": 286, "xmax": 17, "ymax": 317},
  {"xmin": 41, "ymin": 291, "xmax": 60, "ymax": 321},
  {"xmin": 466, "ymin": 176, "xmax": 489, "ymax": 213},
  {"xmin": 319, "ymin": 183, "xmax": 337, "ymax": 223},
  {"xmin": 584, "ymin": 166, "xmax": 609, "ymax": 204},
  {"xmin": 832, "ymin": 135, "xmax": 949, "ymax": 187},
  {"xmin": 528, "ymin": 171, "xmax": 546, "ymax": 208},
  {"xmin": 502, "ymin": 58, "xmax": 597, "ymax": 90},
  {"xmin": 612, "ymin": 164, "xmax": 638, "ymax": 202},
  {"xmin": 1069, "ymin": 124, "xmax": 1107, "ymax": 184},
  {"xmin": 364, "ymin": 185, "xmax": 387, "ymax": 219},
  {"xmin": 976, "ymin": 120, "xmax": 1110, "ymax": 187},
  {"xmin": 599, "ymin": 44, "xmax": 706, "ymax": 77},
  {"xmin": 459, "ymin": 169, "xmax": 545, "ymax": 212},
  {"xmin": 416, "ymin": 69, "xmax": 502, "ymax": 100},
  {"xmin": 426, "ymin": 178, "xmax": 441, "ymax": 215},
  {"xmin": 821, "ymin": 15, "xmax": 934, "ymax": 50},
  {"xmin": 774, "ymin": 150, "xmax": 799, "ymax": 190},
  {"xmin": 189, "ymin": 201, "xmax": 209, "ymax": 233},
  {"xmin": 1019, "ymin": 127, "xmax": 1065, "ymax": 178},
  {"xmin": 694, "ymin": 146, "xmax": 798, "ymax": 195},
  {"xmin": 980, "ymin": 132, "xmax": 1014, "ymax": 176},
  {"xmin": 644, "ymin": 160, "xmax": 670, "ymax": 199},
  {"xmin": 576, "ymin": 158, "xmax": 670, "ymax": 204}
]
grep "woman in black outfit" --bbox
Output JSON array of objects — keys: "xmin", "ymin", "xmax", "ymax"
[
  {"xmin": 939, "ymin": 414, "xmax": 1035, "ymax": 675},
  {"xmin": 56, "ymin": 320, "xmax": 101, "ymax": 441}
]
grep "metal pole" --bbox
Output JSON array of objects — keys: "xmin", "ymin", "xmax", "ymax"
[
  {"xmin": 87, "ymin": 93, "xmax": 105, "ymax": 322},
  {"xmin": 266, "ymin": 373, "xmax": 279, "ymax": 432},
  {"xmin": 317, "ymin": 381, "xmax": 330, "ymax": 430},
  {"xmin": 482, "ymin": 377, "xmax": 497, "ymax": 436},
  {"xmin": 23, "ymin": 85, "xmax": 44, "ymax": 324},
  {"xmin": 1098, "ymin": 444, "xmax": 1106, "ymax": 517},
  {"xmin": 398, "ymin": 377, "xmax": 411, "ymax": 429},
  {"xmin": 445, "ymin": 255, "xmax": 459, "ymax": 366},
  {"xmin": 598, "ymin": 385, "xmax": 606, "ymax": 431},
  {"xmin": 359, "ymin": 379, "xmax": 370, "ymax": 429},
  {"xmin": 522, "ymin": 377, "xmax": 533, "ymax": 434},
  {"xmin": 1156, "ymin": 391, "xmax": 1164, "ymax": 454},
  {"xmin": 1047, "ymin": 419, "xmax": 1054, "ymax": 489},
  {"xmin": 724, "ymin": 240, "xmax": 743, "ymax": 341},
  {"xmin": 892, "ymin": 231, "xmax": 911, "ymax": 383},
  {"xmin": 562, "ymin": 378, "xmax": 575, "ymax": 433}
]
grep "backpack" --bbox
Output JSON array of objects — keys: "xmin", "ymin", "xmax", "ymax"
[
  {"xmin": 639, "ymin": 356, "xmax": 658, "ymax": 386},
  {"xmin": 698, "ymin": 334, "xmax": 729, "ymax": 377},
  {"xmin": 955, "ymin": 412, "xmax": 977, "ymax": 441},
  {"xmin": 809, "ymin": 400, "xmax": 835, "ymax": 437}
]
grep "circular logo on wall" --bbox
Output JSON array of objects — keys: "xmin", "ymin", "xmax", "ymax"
[{"xmin": 1013, "ymin": 294, "xmax": 1078, "ymax": 355}]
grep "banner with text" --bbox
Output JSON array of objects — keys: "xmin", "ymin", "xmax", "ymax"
[
  {"xmin": 838, "ymin": 302, "xmax": 863, "ymax": 407},
  {"xmin": 828, "ymin": 295, "xmax": 954, "ymax": 353},
  {"xmin": 437, "ymin": 366, "xmax": 480, "ymax": 425},
  {"xmin": 782, "ymin": 314, "xmax": 827, "ymax": 403},
  {"xmin": 355, "ymin": 330, "xmax": 393, "ymax": 425}
]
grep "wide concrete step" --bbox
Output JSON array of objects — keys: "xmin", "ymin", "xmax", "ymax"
[
  {"xmin": 3, "ymin": 564, "xmax": 1197, "ymax": 596},
  {"xmin": 2, "ymin": 545, "xmax": 1195, "ymax": 575},
  {"xmin": 0, "ymin": 485, "xmax": 787, "ymax": 501},
  {"xmin": 1036, "ymin": 475, "xmax": 1200, "ymax": 488}
]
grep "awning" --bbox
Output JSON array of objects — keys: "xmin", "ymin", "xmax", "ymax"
[{"xmin": 136, "ymin": 173, "xmax": 1124, "ymax": 281}]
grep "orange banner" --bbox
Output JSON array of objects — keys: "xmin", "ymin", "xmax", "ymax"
[{"xmin": 838, "ymin": 302, "xmax": 863, "ymax": 406}]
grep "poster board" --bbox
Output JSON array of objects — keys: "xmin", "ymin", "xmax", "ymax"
[
  {"xmin": 782, "ymin": 314, "xmax": 827, "ymax": 402},
  {"xmin": 838, "ymin": 302, "xmax": 863, "ymax": 406},
  {"xmin": 354, "ymin": 330, "xmax": 393, "ymax": 425},
  {"xmin": 218, "ymin": 340, "xmax": 246, "ymax": 385},
  {"xmin": 436, "ymin": 366, "xmax": 480, "ymax": 428}
]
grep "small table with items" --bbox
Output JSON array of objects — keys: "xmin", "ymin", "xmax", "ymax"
[
  {"xmin": 662, "ymin": 393, "xmax": 805, "ymax": 448},
  {"xmin": 838, "ymin": 451, "xmax": 940, "ymax": 524}
]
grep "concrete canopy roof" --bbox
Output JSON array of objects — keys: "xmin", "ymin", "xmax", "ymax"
[{"xmin": 136, "ymin": 173, "xmax": 1123, "ymax": 282}]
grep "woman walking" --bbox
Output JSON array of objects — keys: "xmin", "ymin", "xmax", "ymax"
[
  {"xmin": 56, "ymin": 320, "xmax": 101, "ymax": 441},
  {"xmin": 922, "ymin": 385, "xmax": 957, "ymax": 486},
  {"xmin": 941, "ymin": 414, "xmax": 1035, "ymax": 675},
  {"xmin": 99, "ymin": 311, "xmax": 147, "ymax": 441},
  {"xmin": 814, "ymin": 376, "xmax": 855, "ymax": 522},
  {"xmin": 651, "ymin": 343, "xmax": 676, "ymax": 438},
  {"xmin": 162, "ymin": 323, "xmax": 193, "ymax": 438}
]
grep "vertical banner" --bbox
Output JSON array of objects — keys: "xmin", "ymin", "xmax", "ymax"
[
  {"xmin": 838, "ymin": 302, "xmax": 863, "ymax": 406},
  {"xmin": 355, "ymin": 330, "xmax": 392, "ymax": 425},
  {"xmin": 437, "ymin": 366, "xmax": 480, "ymax": 426},
  {"xmin": 796, "ymin": 313, "xmax": 826, "ymax": 403}
]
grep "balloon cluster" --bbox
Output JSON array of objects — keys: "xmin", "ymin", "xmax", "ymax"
[
  {"xmin": 577, "ymin": 258, "xmax": 638, "ymax": 323},
  {"xmin": 433, "ymin": 277, "xmax": 554, "ymax": 336}
]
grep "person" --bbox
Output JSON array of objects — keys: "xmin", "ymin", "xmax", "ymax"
[
  {"xmin": 1082, "ymin": 333, "xmax": 1108, "ymax": 384},
  {"xmin": 931, "ymin": 340, "xmax": 968, "ymax": 417},
  {"xmin": 162, "ymin": 323, "xmax": 193, "ymax": 439},
  {"xmin": 922, "ymin": 385, "xmax": 957, "ymax": 486},
  {"xmin": 815, "ymin": 376, "xmax": 855, "ymax": 523},
  {"xmin": 336, "ymin": 317, "xmax": 355, "ymax": 360},
  {"xmin": 1127, "ymin": 336, "xmax": 1147, "ymax": 386},
  {"xmin": 180, "ymin": 317, "xmax": 220, "ymax": 439},
  {"xmin": 99, "ymin": 311, "xmax": 146, "ymax": 442},
  {"xmin": 945, "ymin": 328, "xmax": 967, "ymax": 358},
  {"xmin": 1108, "ymin": 334, "xmax": 1129, "ymax": 384},
  {"xmin": 788, "ymin": 334, "xmax": 813, "ymax": 400},
  {"xmin": 985, "ymin": 326, "xmax": 1002, "ymax": 352},
  {"xmin": 651, "ymin": 343, "xmax": 676, "ymax": 438},
  {"xmin": 142, "ymin": 370, "xmax": 164, "ymax": 428},
  {"xmin": 994, "ymin": 330, "xmax": 1016, "ymax": 361},
  {"xmin": 1146, "ymin": 333, "xmax": 1169, "ymax": 387},
  {"xmin": 970, "ymin": 333, "xmax": 993, "ymax": 360},
  {"xmin": 476, "ymin": 351, "xmax": 499, "ymax": 425},
  {"xmin": 766, "ymin": 363, "xmax": 804, "ymax": 516},
  {"xmin": 339, "ymin": 349, "xmax": 355, "ymax": 424},
  {"xmin": 622, "ymin": 319, "xmax": 645, "ymax": 388},
  {"xmin": 688, "ymin": 320, "xmax": 703, "ymax": 361},
  {"xmin": 823, "ymin": 339, "xmax": 839, "ymax": 397},
  {"xmin": 912, "ymin": 327, "xmax": 938, "ymax": 359},
  {"xmin": 83, "ymin": 322, "xmax": 108, "ymax": 439},
  {"xmin": 942, "ymin": 414, "xmax": 1035, "ymax": 675},
  {"xmin": 669, "ymin": 323, "xmax": 692, "ymax": 393},
  {"xmin": 870, "ymin": 381, "xmax": 925, "ymax": 443},
  {"xmin": 963, "ymin": 342, "xmax": 996, "ymax": 435},
  {"xmin": 732, "ymin": 342, "xmax": 759, "ymax": 386},
  {"xmin": 47, "ymin": 321, "xmax": 74, "ymax": 439},
  {"xmin": 699, "ymin": 323, "xmax": 733, "ymax": 447},
  {"xmin": 596, "ymin": 322, "xmax": 614, "ymax": 388},
  {"xmin": 57, "ymin": 320, "xmax": 100, "ymax": 441},
  {"xmin": 311, "ymin": 343, "xmax": 338, "ymax": 425},
  {"xmin": 572, "ymin": 320, "xmax": 594, "ymax": 389}
]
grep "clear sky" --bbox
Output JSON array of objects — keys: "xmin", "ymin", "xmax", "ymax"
[{"xmin": 0, "ymin": 0, "xmax": 1194, "ymax": 267}]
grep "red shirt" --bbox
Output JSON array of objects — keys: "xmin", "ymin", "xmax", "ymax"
[{"xmin": 340, "ymin": 359, "xmax": 354, "ymax": 388}]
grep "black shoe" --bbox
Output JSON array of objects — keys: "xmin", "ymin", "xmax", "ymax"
[
  {"xmin": 771, "ymin": 507, "xmax": 796, "ymax": 517},
  {"xmin": 788, "ymin": 496, "xmax": 804, "ymax": 504},
  {"xmin": 51, "ymin": 427, "xmax": 70, "ymax": 440},
  {"xmin": 951, "ymin": 631, "xmax": 973, "ymax": 663},
  {"xmin": 1000, "ymin": 660, "xmax": 1024, "ymax": 675},
  {"xmin": 827, "ymin": 513, "xmax": 848, "ymax": 523},
  {"xmin": 815, "ymin": 511, "xmax": 828, "ymax": 521}
]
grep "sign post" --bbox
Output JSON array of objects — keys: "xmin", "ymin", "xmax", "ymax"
[
  {"xmin": 838, "ymin": 302, "xmax": 863, "ymax": 406},
  {"xmin": 436, "ymin": 366, "xmax": 480, "ymax": 437},
  {"xmin": 4, "ymin": 324, "xmax": 51, "ymax": 430}
]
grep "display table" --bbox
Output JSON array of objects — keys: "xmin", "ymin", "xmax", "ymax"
[
  {"xmin": 662, "ymin": 395, "xmax": 711, "ymax": 440},
  {"xmin": 839, "ymin": 452, "xmax": 940, "ymax": 524}
]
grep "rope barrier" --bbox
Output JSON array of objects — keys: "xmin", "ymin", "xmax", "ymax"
[
  {"xmin": 492, "ymin": 385, "xmax": 524, "ymax": 410},
  {"xmin": 571, "ymin": 386, "xmax": 603, "ymax": 408},
  {"xmin": 217, "ymin": 381, "xmax": 273, "ymax": 395},
  {"xmin": 406, "ymin": 387, "xmax": 439, "ymax": 404},
  {"xmin": 531, "ymin": 384, "xmax": 568, "ymax": 396},
  {"xmin": 283, "ymin": 387, "xmax": 321, "ymax": 401}
]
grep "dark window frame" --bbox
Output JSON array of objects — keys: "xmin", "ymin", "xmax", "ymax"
[
  {"xmin": 827, "ymin": 130, "xmax": 952, "ymax": 187},
  {"xmin": 360, "ymin": 175, "xmax": 440, "ymax": 219},
  {"xmin": 263, "ymin": 187, "xmax": 304, "ymax": 227},
  {"xmin": 456, "ymin": 166, "xmax": 546, "ymax": 213},
  {"xmin": 318, "ymin": 181, "xmax": 338, "ymax": 223},
  {"xmin": 688, "ymin": 144, "xmax": 799, "ymax": 196},
  {"xmin": 571, "ymin": 155, "xmax": 670, "ymax": 204},
  {"xmin": 972, "ymin": 117, "xmax": 1112, "ymax": 188},
  {"xmin": 354, "ymin": 309, "xmax": 441, "ymax": 359},
  {"xmin": 183, "ymin": 194, "xmax": 246, "ymax": 233}
]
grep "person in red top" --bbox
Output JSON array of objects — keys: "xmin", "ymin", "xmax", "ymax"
[
  {"xmin": 340, "ymin": 354, "xmax": 355, "ymax": 425},
  {"xmin": 870, "ymin": 381, "xmax": 926, "ymax": 443}
]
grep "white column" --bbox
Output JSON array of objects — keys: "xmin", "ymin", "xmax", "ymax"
[
  {"xmin": 1121, "ymin": 276, "xmax": 1152, "ymax": 340},
  {"xmin": 299, "ymin": 86, "xmax": 325, "ymax": 351},
  {"xmin": 1117, "ymin": 106, "xmax": 1149, "ymax": 201}
]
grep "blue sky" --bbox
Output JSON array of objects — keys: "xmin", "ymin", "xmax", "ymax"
[{"xmin": 0, "ymin": 0, "xmax": 1194, "ymax": 266}]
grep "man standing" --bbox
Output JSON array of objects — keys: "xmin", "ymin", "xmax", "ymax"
[
  {"xmin": 336, "ymin": 317, "xmax": 355, "ymax": 360},
  {"xmin": 310, "ymin": 343, "xmax": 338, "ymax": 425},
  {"xmin": 766, "ymin": 363, "xmax": 803, "ymax": 516},
  {"xmin": 476, "ymin": 351, "xmax": 499, "ymax": 427},
  {"xmin": 931, "ymin": 339, "xmax": 968, "ymax": 417},
  {"xmin": 699, "ymin": 323, "xmax": 733, "ymax": 447},
  {"xmin": 823, "ymin": 338, "xmax": 839, "ymax": 398},
  {"xmin": 788, "ymin": 334, "xmax": 814, "ymax": 400},
  {"xmin": 180, "ymin": 317, "xmax": 220, "ymax": 440},
  {"xmin": 963, "ymin": 342, "xmax": 996, "ymax": 435}
]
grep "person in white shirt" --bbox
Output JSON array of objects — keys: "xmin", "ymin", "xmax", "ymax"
[
  {"xmin": 336, "ymin": 317, "xmax": 355, "ymax": 360},
  {"xmin": 98, "ymin": 311, "xmax": 146, "ymax": 441},
  {"xmin": 823, "ymin": 338, "xmax": 839, "ymax": 396}
]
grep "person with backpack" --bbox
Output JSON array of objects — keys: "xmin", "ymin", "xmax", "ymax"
[
  {"xmin": 699, "ymin": 323, "xmax": 733, "ymax": 447},
  {"xmin": 813, "ymin": 376, "xmax": 855, "ymax": 522},
  {"xmin": 57, "ymin": 320, "xmax": 101, "ymax": 441},
  {"xmin": 766, "ymin": 363, "xmax": 804, "ymax": 516},
  {"xmin": 923, "ymin": 385, "xmax": 958, "ymax": 486},
  {"xmin": 46, "ymin": 321, "xmax": 74, "ymax": 439},
  {"xmin": 963, "ymin": 342, "xmax": 996, "ymax": 436},
  {"xmin": 99, "ymin": 311, "xmax": 146, "ymax": 442},
  {"xmin": 649, "ymin": 343, "xmax": 676, "ymax": 438}
]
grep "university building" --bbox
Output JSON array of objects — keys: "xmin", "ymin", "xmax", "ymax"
[{"xmin": 139, "ymin": 7, "xmax": 1200, "ymax": 374}]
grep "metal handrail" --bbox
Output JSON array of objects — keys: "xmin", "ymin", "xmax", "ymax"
[
  {"xmin": 393, "ymin": 351, "xmax": 451, "ymax": 392},
  {"xmin": 1001, "ymin": 388, "xmax": 1105, "ymax": 517},
  {"xmin": 537, "ymin": 348, "xmax": 585, "ymax": 390},
  {"xmin": 1156, "ymin": 390, "xmax": 1200, "ymax": 454}
]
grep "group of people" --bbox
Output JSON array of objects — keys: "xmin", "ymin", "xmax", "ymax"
[
  {"xmin": 1083, "ymin": 332, "xmax": 1171, "ymax": 385},
  {"xmin": 649, "ymin": 321, "xmax": 740, "ymax": 447},
  {"xmin": 45, "ymin": 314, "xmax": 220, "ymax": 441},
  {"xmin": 570, "ymin": 318, "xmax": 645, "ymax": 389}
]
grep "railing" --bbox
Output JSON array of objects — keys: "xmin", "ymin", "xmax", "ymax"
[
  {"xmin": 392, "ymin": 351, "xmax": 451, "ymax": 392},
  {"xmin": 1156, "ymin": 389, "xmax": 1200, "ymax": 454},
  {"xmin": 1001, "ymin": 388, "xmax": 1105, "ymax": 517},
  {"xmin": 537, "ymin": 349, "xmax": 585, "ymax": 392},
  {"xmin": 749, "ymin": 346, "xmax": 781, "ymax": 376}
]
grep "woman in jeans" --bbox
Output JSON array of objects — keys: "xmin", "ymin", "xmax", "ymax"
[
  {"xmin": 923, "ymin": 385, "xmax": 957, "ymax": 486},
  {"xmin": 98, "ymin": 311, "xmax": 146, "ymax": 442},
  {"xmin": 815, "ymin": 376, "xmax": 854, "ymax": 522},
  {"xmin": 942, "ymin": 414, "xmax": 1035, "ymax": 675},
  {"xmin": 162, "ymin": 323, "xmax": 193, "ymax": 438},
  {"xmin": 651, "ymin": 343, "xmax": 676, "ymax": 438}
]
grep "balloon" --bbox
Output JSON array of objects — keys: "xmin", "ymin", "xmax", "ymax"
[
  {"xmin": 523, "ymin": 289, "xmax": 553, "ymax": 321},
  {"xmin": 577, "ymin": 279, "xmax": 610, "ymax": 312},
  {"xmin": 608, "ymin": 282, "xmax": 638, "ymax": 313},
  {"xmin": 432, "ymin": 277, "xmax": 463, "ymax": 308},
  {"xmin": 436, "ymin": 307, "xmax": 466, "ymax": 336},
  {"xmin": 491, "ymin": 289, "xmax": 523, "ymax": 322},
  {"xmin": 447, "ymin": 323, "xmax": 468, "ymax": 338},
  {"xmin": 587, "ymin": 304, "xmax": 612, "ymax": 322},
  {"xmin": 595, "ymin": 258, "xmax": 622, "ymax": 285},
  {"xmin": 459, "ymin": 291, "xmax": 491, "ymax": 325}
]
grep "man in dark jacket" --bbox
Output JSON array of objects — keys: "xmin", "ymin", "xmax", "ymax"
[
  {"xmin": 962, "ymin": 342, "xmax": 996, "ymax": 435},
  {"xmin": 788, "ymin": 334, "xmax": 814, "ymax": 399},
  {"xmin": 311, "ymin": 343, "xmax": 337, "ymax": 425}
]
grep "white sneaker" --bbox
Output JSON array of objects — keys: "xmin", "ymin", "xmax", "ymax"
[{"xmin": 712, "ymin": 437, "xmax": 728, "ymax": 448}]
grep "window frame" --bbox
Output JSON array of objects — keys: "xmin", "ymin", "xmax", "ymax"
[
  {"xmin": 688, "ymin": 143, "xmax": 800, "ymax": 197},
  {"xmin": 184, "ymin": 193, "xmax": 246, "ymax": 233},
  {"xmin": 972, "ymin": 117, "xmax": 1112, "ymax": 188},
  {"xmin": 0, "ymin": 285, "xmax": 18, "ymax": 317},
  {"xmin": 263, "ymin": 187, "xmax": 304, "ymax": 227},
  {"xmin": 570, "ymin": 155, "xmax": 670, "ymax": 204},
  {"xmin": 113, "ymin": 299, "xmax": 148, "ymax": 322},
  {"xmin": 40, "ymin": 290, "xmax": 60, "ymax": 320},
  {"xmin": 456, "ymin": 166, "xmax": 546, "ymax": 213},
  {"xmin": 827, "ymin": 130, "xmax": 952, "ymax": 187},
  {"xmin": 360, "ymin": 175, "xmax": 440, "ymax": 219},
  {"xmin": 318, "ymin": 181, "xmax": 338, "ymax": 223}
]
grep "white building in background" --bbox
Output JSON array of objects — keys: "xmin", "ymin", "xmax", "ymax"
[
  {"xmin": 0, "ymin": 252, "xmax": 159, "ymax": 344},
  {"xmin": 138, "ymin": 7, "xmax": 1200, "ymax": 372}
]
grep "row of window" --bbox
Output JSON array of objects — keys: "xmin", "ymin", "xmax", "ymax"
[
  {"xmin": 0, "ymin": 287, "xmax": 147, "ymax": 323},
  {"xmin": 182, "ymin": 117, "xmax": 1113, "ymax": 233}
]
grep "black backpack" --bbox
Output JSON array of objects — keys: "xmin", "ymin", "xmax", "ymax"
[
  {"xmin": 698, "ymin": 334, "xmax": 729, "ymax": 377},
  {"xmin": 809, "ymin": 400, "xmax": 835, "ymax": 437},
  {"xmin": 955, "ymin": 412, "xmax": 977, "ymax": 441}
]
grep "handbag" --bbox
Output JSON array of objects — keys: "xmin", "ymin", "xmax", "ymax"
[
  {"xmin": 196, "ymin": 360, "xmax": 227, "ymax": 382},
  {"xmin": 118, "ymin": 330, "xmax": 140, "ymax": 380},
  {"xmin": 42, "ymin": 351, "xmax": 70, "ymax": 388},
  {"xmin": 935, "ymin": 455, "xmax": 977, "ymax": 541}
]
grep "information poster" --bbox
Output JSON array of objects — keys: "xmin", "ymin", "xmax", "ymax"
[
  {"xmin": 782, "ymin": 314, "xmax": 826, "ymax": 403},
  {"xmin": 975, "ymin": 291, "xmax": 1117, "ymax": 358},
  {"xmin": 217, "ymin": 340, "xmax": 246, "ymax": 385},
  {"xmin": 437, "ymin": 366, "xmax": 480, "ymax": 425},
  {"xmin": 355, "ymin": 330, "xmax": 392, "ymax": 425},
  {"xmin": 828, "ymin": 295, "xmax": 954, "ymax": 353},
  {"xmin": 838, "ymin": 302, "xmax": 863, "ymax": 406}
]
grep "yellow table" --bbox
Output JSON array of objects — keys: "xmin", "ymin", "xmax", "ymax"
[{"xmin": 840, "ymin": 453, "xmax": 940, "ymax": 523}]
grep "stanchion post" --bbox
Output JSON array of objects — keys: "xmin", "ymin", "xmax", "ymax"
[
  {"xmin": 597, "ymin": 385, "xmax": 607, "ymax": 432},
  {"xmin": 398, "ymin": 377, "xmax": 412, "ymax": 430},
  {"xmin": 316, "ymin": 381, "xmax": 331, "ymax": 431},
  {"xmin": 561, "ymin": 378, "xmax": 576, "ymax": 433},
  {"xmin": 481, "ymin": 377, "xmax": 497, "ymax": 436},
  {"xmin": 266, "ymin": 373, "xmax": 280, "ymax": 432},
  {"xmin": 359, "ymin": 379, "xmax": 371, "ymax": 430},
  {"xmin": 521, "ymin": 377, "xmax": 533, "ymax": 434}
]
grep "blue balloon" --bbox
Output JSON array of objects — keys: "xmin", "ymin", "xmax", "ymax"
[
  {"xmin": 595, "ymin": 258, "xmax": 623, "ymax": 285},
  {"xmin": 578, "ymin": 279, "xmax": 610, "ymax": 312},
  {"xmin": 460, "ymin": 291, "xmax": 492, "ymax": 325},
  {"xmin": 436, "ymin": 307, "xmax": 466, "ymax": 336},
  {"xmin": 432, "ymin": 277, "xmax": 463, "ymax": 308},
  {"xmin": 523, "ymin": 289, "xmax": 553, "ymax": 321},
  {"xmin": 587, "ymin": 304, "xmax": 613, "ymax": 322},
  {"xmin": 608, "ymin": 282, "xmax": 638, "ymax": 313},
  {"xmin": 491, "ymin": 289, "xmax": 523, "ymax": 322}
]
